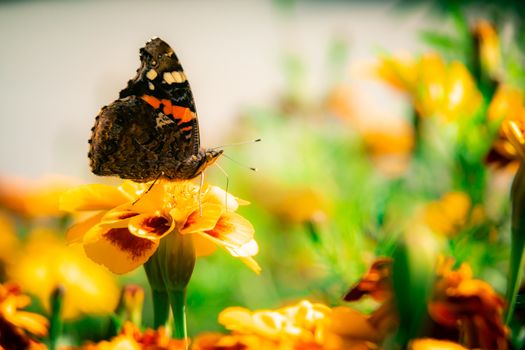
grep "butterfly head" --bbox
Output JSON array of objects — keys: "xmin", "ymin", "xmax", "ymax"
[
  {"xmin": 186, "ymin": 149, "xmax": 223, "ymax": 179},
  {"xmin": 139, "ymin": 38, "xmax": 183, "ymax": 80}
]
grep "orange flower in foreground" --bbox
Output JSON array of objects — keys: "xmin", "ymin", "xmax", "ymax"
[
  {"xmin": 429, "ymin": 258, "xmax": 508, "ymax": 350},
  {"xmin": 60, "ymin": 180, "xmax": 260, "ymax": 274},
  {"xmin": 0, "ymin": 282, "xmax": 48, "ymax": 350},
  {"xmin": 78, "ymin": 322, "xmax": 184, "ymax": 350}
]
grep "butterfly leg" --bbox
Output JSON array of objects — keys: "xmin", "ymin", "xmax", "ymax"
[{"xmin": 132, "ymin": 172, "xmax": 164, "ymax": 205}]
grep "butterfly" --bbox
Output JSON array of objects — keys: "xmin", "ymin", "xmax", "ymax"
[{"xmin": 88, "ymin": 37, "xmax": 223, "ymax": 182}]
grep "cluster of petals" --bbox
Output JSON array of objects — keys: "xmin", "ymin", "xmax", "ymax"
[
  {"xmin": 59, "ymin": 180, "xmax": 260, "ymax": 274},
  {"xmin": 0, "ymin": 282, "xmax": 48, "ymax": 350}
]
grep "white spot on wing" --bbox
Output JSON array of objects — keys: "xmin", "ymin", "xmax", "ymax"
[
  {"xmin": 148, "ymin": 82, "xmax": 155, "ymax": 90},
  {"xmin": 146, "ymin": 69, "xmax": 158, "ymax": 80},
  {"xmin": 163, "ymin": 72, "xmax": 176, "ymax": 84}
]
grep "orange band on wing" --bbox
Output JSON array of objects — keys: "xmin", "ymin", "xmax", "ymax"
[{"xmin": 141, "ymin": 95, "xmax": 194, "ymax": 124}]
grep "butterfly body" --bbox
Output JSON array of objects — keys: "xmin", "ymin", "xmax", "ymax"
[{"xmin": 88, "ymin": 38, "xmax": 222, "ymax": 182}]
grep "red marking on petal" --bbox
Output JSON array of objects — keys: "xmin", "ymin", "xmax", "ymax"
[
  {"xmin": 118, "ymin": 212, "xmax": 139, "ymax": 220},
  {"xmin": 183, "ymin": 211, "xmax": 199, "ymax": 230},
  {"xmin": 105, "ymin": 228, "xmax": 156, "ymax": 260},
  {"xmin": 205, "ymin": 216, "xmax": 233, "ymax": 238},
  {"xmin": 141, "ymin": 216, "xmax": 171, "ymax": 236}
]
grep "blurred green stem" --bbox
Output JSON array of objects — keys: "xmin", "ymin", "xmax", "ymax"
[
  {"xmin": 48, "ymin": 286, "xmax": 64, "ymax": 350},
  {"xmin": 169, "ymin": 288, "xmax": 188, "ymax": 348},
  {"xmin": 506, "ymin": 165, "xmax": 525, "ymax": 324}
]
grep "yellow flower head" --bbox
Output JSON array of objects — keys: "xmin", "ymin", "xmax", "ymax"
[
  {"xmin": 9, "ymin": 228, "xmax": 119, "ymax": 320},
  {"xmin": 0, "ymin": 282, "xmax": 48, "ymax": 349},
  {"xmin": 79, "ymin": 322, "xmax": 185, "ymax": 350},
  {"xmin": 60, "ymin": 180, "xmax": 260, "ymax": 275},
  {"xmin": 375, "ymin": 53, "xmax": 482, "ymax": 122}
]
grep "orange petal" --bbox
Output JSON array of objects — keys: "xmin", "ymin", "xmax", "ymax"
[
  {"xmin": 83, "ymin": 226, "xmax": 159, "ymax": 274},
  {"xmin": 66, "ymin": 212, "xmax": 105, "ymax": 244},
  {"xmin": 192, "ymin": 234, "xmax": 217, "ymax": 257},
  {"xmin": 128, "ymin": 213, "xmax": 175, "ymax": 240},
  {"xmin": 99, "ymin": 204, "xmax": 140, "ymax": 229},
  {"xmin": 60, "ymin": 184, "xmax": 129, "ymax": 212},
  {"xmin": 6, "ymin": 311, "xmax": 49, "ymax": 337},
  {"xmin": 205, "ymin": 212, "xmax": 255, "ymax": 247},
  {"xmin": 177, "ymin": 203, "xmax": 223, "ymax": 234}
]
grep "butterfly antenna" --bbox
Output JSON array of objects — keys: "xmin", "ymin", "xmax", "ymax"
[
  {"xmin": 221, "ymin": 153, "xmax": 258, "ymax": 172},
  {"xmin": 215, "ymin": 162, "xmax": 230, "ymax": 211},
  {"xmin": 211, "ymin": 138, "xmax": 262, "ymax": 150}
]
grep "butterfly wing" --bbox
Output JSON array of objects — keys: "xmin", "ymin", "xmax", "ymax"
[{"xmin": 89, "ymin": 38, "xmax": 207, "ymax": 181}]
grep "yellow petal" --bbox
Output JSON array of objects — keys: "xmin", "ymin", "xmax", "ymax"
[
  {"xmin": 178, "ymin": 203, "xmax": 223, "ymax": 234},
  {"xmin": 60, "ymin": 184, "xmax": 129, "ymax": 212},
  {"xmin": 409, "ymin": 339, "xmax": 468, "ymax": 350},
  {"xmin": 6, "ymin": 311, "xmax": 49, "ymax": 337},
  {"xmin": 67, "ymin": 212, "xmax": 105, "ymax": 243},
  {"xmin": 99, "ymin": 204, "xmax": 140, "ymax": 229},
  {"xmin": 83, "ymin": 226, "xmax": 159, "ymax": 274},
  {"xmin": 192, "ymin": 234, "xmax": 217, "ymax": 257},
  {"xmin": 128, "ymin": 213, "xmax": 175, "ymax": 240}
]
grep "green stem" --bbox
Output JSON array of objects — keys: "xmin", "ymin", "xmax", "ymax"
[
  {"xmin": 169, "ymin": 288, "xmax": 188, "ymax": 348},
  {"xmin": 151, "ymin": 289, "xmax": 171, "ymax": 329},
  {"xmin": 48, "ymin": 286, "xmax": 64, "ymax": 350},
  {"xmin": 506, "ymin": 165, "xmax": 525, "ymax": 324}
]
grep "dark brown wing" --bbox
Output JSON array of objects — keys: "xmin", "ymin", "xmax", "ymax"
[{"xmin": 88, "ymin": 96, "xmax": 190, "ymax": 182}]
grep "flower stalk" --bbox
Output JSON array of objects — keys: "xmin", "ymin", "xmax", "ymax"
[{"xmin": 48, "ymin": 286, "xmax": 64, "ymax": 350}]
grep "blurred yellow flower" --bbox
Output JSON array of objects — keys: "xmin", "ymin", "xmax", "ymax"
[
  {"xmin": 486, "ymin": 86, "xmax": 525, "ymax": 169},
  {"xmin": 429, "ymin": 258, "xmax": 507, "ymax": 350},
  {"xmin": 0, "ymin": 282, "xmax": 48, "ymax": 350},
  {"xmin": 0, "ymin": 212, "xmax": 20, "ymax": 278},
  {"xmin": 214, "ymin": 299, "xmax": 382, "ymax": 349},
  {"xmin": 0, "ymin": 175, "xmax": 76, "ymax": 218},
  {"xmin": 78, "ymin": 322, "xmax": 184, "ymax": 350},
  {"xmin": 423, "ymin": 192, "xmax": 472, "ymax": 237},
  {"xmin": 375, "ymin": 53, "xmax": 482, "ymax": 122},
  {"xmin": 60, "ymin": 180, "xmax": 260, "ymax": 274},
  {"xmin": 473, "ymin": 20, "xmax": 501, "ymax": 79},
  {"xmin": 409, "ymin": 338, "xmax": 468, "ymax": 350},
  {"xmin": 9, "ymin": 228, "xmax": 119, "ymax": 320}
]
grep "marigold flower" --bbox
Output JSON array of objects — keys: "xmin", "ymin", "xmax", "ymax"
[
  {"xmin": 76, "ymin": 321, "xmax": 185, "ymax": 350},
  {"xmin": 375, "ymin": 53, "xmax": 482, "ymax": 122},
  {"xmin": 429, "ymin": 258, "xmax": 508, "ymax": 350},
  {"xmin": 60, "ymin": 180, "xmax": 260, "ymax": 274},
  {"xmin": 9, "ymin": 228, "xmax": 119, "ymax": 320},
  {"xmin": 0, "ymin": 282, "xmax": 48, "ymax": 349}
]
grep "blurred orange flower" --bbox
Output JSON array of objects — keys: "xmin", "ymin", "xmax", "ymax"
[
  {"xmin": 0, "ymin": 282, "xmax": 48, "ymax": 350},
  {"xmin": 422, "ymin": 192, "xmax": 472, "ymax": 237},
  {"xmin": 429, "ymin": 258, "xmax": 508, "ymax": 350},
  {"xmin": 375, "ymin": 53, "xmax": 482, "ymax": 122},
  {"xmin": 0, "ymin": 175, "xmax": 76, "ymax": 218},
  {"xmin": 78, "ymin": 322, "xmax": 184, "ymax": 350},
  {"xmin": 60, "ymin": 180, "xmax": 260, "ymax": 274},
  {"xmin": 9, "ymin": 228, "xmax": 119, "ymax": 320},
  {"xmin": 473, "ymin": 20, "xmax": 501, "ymax": 79},
  {"xmin": 0, "ymin": 212, "xmax": 20, "ymax": 279},
  {"xmin": 486, "ymin": 85, "xmax": 525, "ymax": 169}
]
